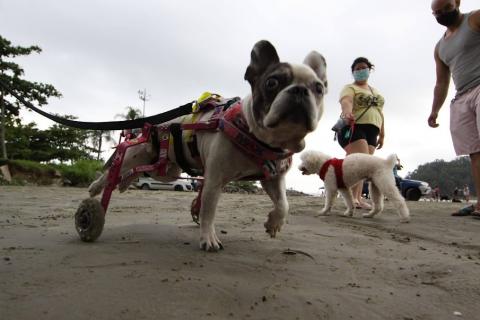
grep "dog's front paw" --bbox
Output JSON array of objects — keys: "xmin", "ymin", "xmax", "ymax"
[
  {"xmin": 363, "ymin": 209, "xmax": 380, "ymax": 219},
  {"xmin": 199, "ymin": 228, "xmax": 223, "ymax": 252},
  {"xmin": 316, "ymin": 209, "xmax": 330, "ymax": 216},
  {"xmin": 343, "ymin": 209, "xmax": 354, "ymax": 217},
  {"xmin": 264, "ymin": 212, "xmax": 285, "ymax": 238},
  {"xmin": 399, "ymin": 217, "xmax": 410, "ymax": 223},
  {"xmin": 88, "ymin": 182, "xmax": 103, "ymax": 197}
]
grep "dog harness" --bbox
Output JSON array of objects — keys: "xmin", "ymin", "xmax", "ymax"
[
  {"xmin": 116, "ymin": 93, "xmax": 293, "ymax": 191},
  {"xmin": 97, "ymin": 92, "xmax": 294, "ymax": 222},
  {"xmin": 218, "ymin": 101, "xmax": 293, "ymax": 180},
  {"xmin": 318, "ymin": 158, "xmax": 346, "ymax": 189}
]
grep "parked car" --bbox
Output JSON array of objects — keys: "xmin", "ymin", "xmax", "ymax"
[
  {"xmin": 362, "ymin": 176, "xmax": 431, "ymax": 201},
  {"xmin": 135, "ymin": 177, "xmax": 193, "ymax": 191},
  {"xmin": 397, "ymin": 177, "xmax": 431, "ymax": 201}
]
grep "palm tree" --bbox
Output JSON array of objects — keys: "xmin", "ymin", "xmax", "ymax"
[
  {"xmin": 91, "ymin": 106, "xmax": 143, "ymax": 161},
  {"xmin": 115, "ymin": 106, "xmax": 143, "ymax": 121},
  {"xmin": 89, "ymin": 130, "xmax": 116, "ymax": 161}
]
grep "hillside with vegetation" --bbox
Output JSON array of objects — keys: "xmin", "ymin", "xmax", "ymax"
[{"xmin": 406, "ymin": 157, "xmax": 474, "ymax": 197}]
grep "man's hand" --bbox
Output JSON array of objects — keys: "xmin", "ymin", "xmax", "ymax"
[{"xmin": 428, "ymin": 111, "xmax": 439, "ymax": 128}]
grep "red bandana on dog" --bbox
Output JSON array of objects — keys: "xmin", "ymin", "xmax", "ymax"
[{"xmin": 318, "ymin": 158, "xmax": 346, "ymax": 189}]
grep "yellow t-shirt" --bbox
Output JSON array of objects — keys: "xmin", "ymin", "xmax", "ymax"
[{"xmin": 339, "ymin": 84, "xmax": 385, "ymax": 129}]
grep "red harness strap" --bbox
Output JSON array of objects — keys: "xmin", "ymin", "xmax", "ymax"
[
  {"xmin": 117, "ymin": 99, "xmax": 293, "ymax": 195},
  {"xmin": 219, "ymin": 101, "xmax": 293, "ymax": 179},
  {"xmin": 318, "ymin": 158, "xmax": 346, "ymax": 189}
]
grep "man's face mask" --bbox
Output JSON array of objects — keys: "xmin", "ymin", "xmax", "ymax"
[
  {"xmin": 353, "ymin": 68, "xmax": 370, "ymax": 82},
  {"xmin": 435, "ymin": 8, "xmax": 460, "ymax": 26}
]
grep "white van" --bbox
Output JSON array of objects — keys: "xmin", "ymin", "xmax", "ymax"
[{"xmin": 135, "ymin": 177, "xmax": 193, "ymax": 191}]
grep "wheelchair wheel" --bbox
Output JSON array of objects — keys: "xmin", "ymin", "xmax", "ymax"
[{"xmin": 75, "ymin": 198, "xmax": 105, "ymax": 242}]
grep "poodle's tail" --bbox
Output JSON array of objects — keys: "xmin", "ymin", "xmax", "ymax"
[{"xmin": 386, "ymin": 154, "xmax": 398, "ymax": 169}]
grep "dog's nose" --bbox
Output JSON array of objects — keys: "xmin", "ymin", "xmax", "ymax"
[{"xmin": 287, "ymin": 85, "xmax": 309, "ymax": 97}]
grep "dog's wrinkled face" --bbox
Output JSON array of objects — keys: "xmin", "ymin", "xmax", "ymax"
[{"xmin": 244, "ymin": 40, "xmax": 328, "ymax": 152}]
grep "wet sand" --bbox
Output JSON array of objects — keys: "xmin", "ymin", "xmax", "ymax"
[{"xmin": 1, "ymin": 186, "xmax": 480, "ymax": 320}]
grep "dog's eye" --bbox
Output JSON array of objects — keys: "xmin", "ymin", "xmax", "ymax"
[
  {"xmin": 315, "ymin": 82, "xmax": 324, "ymax": 95},
  {"xmin": 265, "ymin": 77, "xmax": 279, "ymax": 90}
]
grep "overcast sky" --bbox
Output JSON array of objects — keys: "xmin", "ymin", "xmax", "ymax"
[{"xmin": 1, "ymin": 0, "xmax": 476, "ymax": 194}]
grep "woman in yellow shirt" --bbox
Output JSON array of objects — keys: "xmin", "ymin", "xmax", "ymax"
[{"xmin": 338, "ymin": 57, "xmax": 385, "ymax": 209}]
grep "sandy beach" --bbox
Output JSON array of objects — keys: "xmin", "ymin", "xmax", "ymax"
[{"xmin": 1, "ymin": 186, "xmax": 480, "ymax": 320}]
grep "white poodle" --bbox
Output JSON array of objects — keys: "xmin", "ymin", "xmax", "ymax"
[{"xmin": 299, "ymin": 150, "xmax": 410, "ymax": 222}]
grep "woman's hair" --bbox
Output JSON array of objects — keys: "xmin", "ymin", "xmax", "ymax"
[{"xmin": 351, "ymin": 57, "xmax": 374, "ymax": 72}]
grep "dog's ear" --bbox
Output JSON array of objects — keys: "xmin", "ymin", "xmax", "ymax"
[
  {"xmin": 303, "ymin": 51, "xmax": 328, "ymax": 94},
  {"xmin": 244, "ymin": 40, "xmax": 280, "ymax": 88}
]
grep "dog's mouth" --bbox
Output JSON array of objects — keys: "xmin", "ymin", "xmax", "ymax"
[{"xmin": 264, "ymin": 109, "xmax": 312, "ymax": 131}]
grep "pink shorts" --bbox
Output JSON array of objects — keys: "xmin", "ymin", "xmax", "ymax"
[{"xmin": 450, "ymin": 84, "xmax": 480, "ymax": 156}]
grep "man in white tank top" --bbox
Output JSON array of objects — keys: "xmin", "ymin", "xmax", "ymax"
[{"xmin": 428, "ymin": 0, "xmax": 480, "ymax": 216}]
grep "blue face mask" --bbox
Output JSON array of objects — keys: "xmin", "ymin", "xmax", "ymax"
[{"xmin": 353, "ymin": 68, "xmax": 370, "ymax": 82}]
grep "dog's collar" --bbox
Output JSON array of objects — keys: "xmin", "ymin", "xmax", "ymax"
[
  {"xmin": 319, "ymin": 158, "xmax": 346, "ymax": 189},
  {"xmin": 219, "ymin": 101, "xmax": 293, "ymax": 179}
]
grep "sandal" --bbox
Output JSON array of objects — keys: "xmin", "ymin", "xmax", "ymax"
[
  {"xmin": 471, "ymin": 210, "xmax": 480, "ymax": 218},
  {"xmin": 451, "ymin": 205, "xmax": 474, "ymax": 216},
  {"xmin": 356, "ymin": 201, "xmax": 372, "ymax": 210}
]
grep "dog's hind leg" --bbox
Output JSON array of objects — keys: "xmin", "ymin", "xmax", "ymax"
[
  {"xmin": 89, "ymin": 173, "xmax": 108, "ymax": 197},
  {"xmin": 88, "ymin": 143, "xmax": 157, "ymax": 197},
  {"xmin": 363, "ymin": 182, "xmax": 383, "ymax": 218},
  {"xmin": 261, "ymin": 175, "xmax": 288, "ymax": 238},
  {"xmin": 318, "ymin": 188, "xmax": 337, "ymax": 216},
  {"xmin": 383, "ymin": 183, "xmax": 410, "ymax": 223},
  {"xmin": 338, "ymin": 188, "xmax": 354, "ymax": 217}
]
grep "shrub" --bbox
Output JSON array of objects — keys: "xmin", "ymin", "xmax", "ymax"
[
  {"xmin": 1, "ymin": 159, "xmax": 104, "ymax": 187},
  {"xmin": 5, "ymin": 159, "xmax": 57, "ymax": 185},
  {"xmin": 56, "ymin": 160, "xmax": 104, "ymax": 187},
  {"xmin": 223, "ymin": 181, "xmax": 259, "ymax": 194}
]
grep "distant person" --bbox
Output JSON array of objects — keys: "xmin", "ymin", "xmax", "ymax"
[
  {"xmin": 463, "ymin": 184, "xmax": 470, "ymax": 202},
  {"xmin": 433, "ymin": 185, "xmax": 441, "ymax": 201},
  {"xmin": 428, "ymin": 0, "xmax": 480, "ymax": 217},
  {"xmin": 337, "ymin": 57, "xmax": 385, "ymax": 210},
  {"xmin": 452, "ymin": 187, "xmax": 461, "ymax": 203}
]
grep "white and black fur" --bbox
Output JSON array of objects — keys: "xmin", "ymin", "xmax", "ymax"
[{"xmin": 89, "ymin": 40, "xmax": 328, "ymax": 251}]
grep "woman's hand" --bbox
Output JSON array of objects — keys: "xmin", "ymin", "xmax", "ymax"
[
  {"xmin": 376, "ymin": 134, "xmax": 384, "ymax": 149},
  {"xmin": 342, "ymin": 112, "xmax": 355, "ymax": 125},
  {"xmin": 340, "ymin": 96, "xmax": 354, "ymax": 124}
]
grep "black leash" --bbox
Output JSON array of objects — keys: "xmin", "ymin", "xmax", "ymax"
[{"xmin": 0, "ymin": 78, "xmax": 194, "ymax": 130}]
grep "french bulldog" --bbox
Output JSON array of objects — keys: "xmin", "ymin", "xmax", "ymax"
[{"xmin": 88, "ymin": 40, "xmax": 328, "ymax": 251}]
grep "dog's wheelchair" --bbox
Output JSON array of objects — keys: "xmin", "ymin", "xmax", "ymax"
[
  {"xmin": 74, "ymin": 93, "xmax": 229, "ymax": 241},
  {"xmin": 74, "ymin": 93, "xmax": 293, "ymax": 242}
]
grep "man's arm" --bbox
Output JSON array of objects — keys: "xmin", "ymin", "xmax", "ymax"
[
  {"xmin": 428, "ymin": 43, "xmax": 451, "ymax": 128},
  {"xmin": 468, "ymin": 9, "xmax": 480, "ymax": 32}
]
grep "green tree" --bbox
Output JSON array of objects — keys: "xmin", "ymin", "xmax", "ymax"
[
  {"xmin": 116, "ymin": 106, "xmax": 143, "ymax": 120},
  {"xmin": 46, "ymin": 117, "xmax": 94, "ymax": 163},
  {"xmin": 5, "ymin": 115, "xmax": 94, "ymax": 163},
  {"xmin": 0, "ymin": 35, "xmax": 61, "ymax": 159},
  {"xmin": 5, "ymin": 120, "xmax": 43, "ymax": 160},
  {"xmin": 407, "ymin": 157, "xmax": 474, "ymax": 197},
  {"xmin": 87, "ymin": 106, "xmax": 141, "ymax": 162},
  {"xmin": 89, "ymin": 129, "xmax": 117, "ymax": 161}
]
